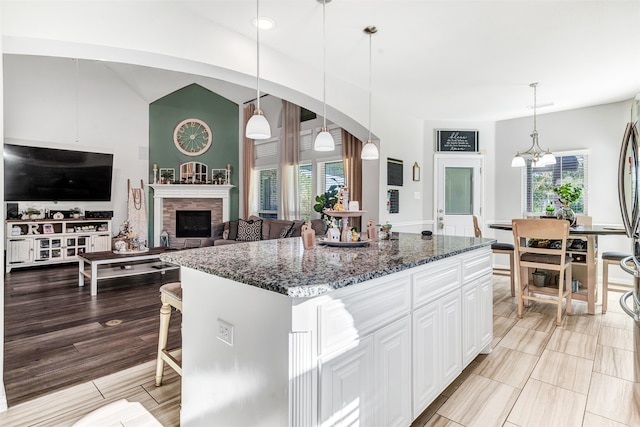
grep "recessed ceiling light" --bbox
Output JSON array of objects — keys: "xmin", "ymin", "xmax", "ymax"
[{"xmin": 252, "ymin": 17, "xmax": 275, "ymax": 30}]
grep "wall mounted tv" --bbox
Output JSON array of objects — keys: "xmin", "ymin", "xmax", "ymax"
[{"xmin": 4, "ymin": 144, "xmax": 114, "ymax": 202}]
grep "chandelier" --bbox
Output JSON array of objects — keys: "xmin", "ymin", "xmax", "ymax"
[{"xmin": 511, "ymin": 82, "xmax": 556, "ymax": 168}]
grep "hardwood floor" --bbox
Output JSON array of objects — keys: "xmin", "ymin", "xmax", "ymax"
[
  {"xmin": 3, "ymin": 263, "xmax": 181, "ymax": 406},
  {"xmin": 1, "ymin": 269, "xmax": 638, "ymax": 426}
]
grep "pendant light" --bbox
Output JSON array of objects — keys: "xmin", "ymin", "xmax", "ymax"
[
  {"xmin": 245, "ymin": 0, "xmax": 272, "ymax": 140},
  {"xmin": 511, "ymin": 82, "xmax": 556, "ymax": 167},
  {"xmin": 314, "ymin": 0, "xmax": 335, "ymax": 151},
  {"xmin": 361, "ymin": 26, "xmax": 379, "ymax": 160}
]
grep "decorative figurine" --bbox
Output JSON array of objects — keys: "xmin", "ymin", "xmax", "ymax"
[
  {"xmin": 302, "ymin": 221, "xmax": 315, "ymax": 249},
  {"xmin": 366, "ymin": 218, "xmax": 376, "ymax": 241}
]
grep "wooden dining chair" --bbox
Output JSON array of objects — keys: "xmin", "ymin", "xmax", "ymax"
[
  {"xmin": 512, "ymin": 219, "xmax": 572, "ymax": 326},
  {"xmin": 473, "ymin": 216, "xmax": 515, "ymax": 296}
]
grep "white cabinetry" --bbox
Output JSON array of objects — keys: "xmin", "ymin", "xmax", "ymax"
[{"xmin": 5, "ymin": 219, "xmax": 112, "ymax": 271}]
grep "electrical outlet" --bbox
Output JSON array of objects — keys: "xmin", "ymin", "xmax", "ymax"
[{"xmin": 217, "ymin": 318, "xmax": 234, "ymax": 346}]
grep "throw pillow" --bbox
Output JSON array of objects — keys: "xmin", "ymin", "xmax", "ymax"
[
  {"xmin": 236, "ymin": 219, "xmax": 263, "ymax": 241},
  {"xmin": 225, "ymin": 220, "xmax": 239, "ymax": 240},
  {"xmin": 268, "ymin": 220, "xmax": 293, "ymax": 240}
]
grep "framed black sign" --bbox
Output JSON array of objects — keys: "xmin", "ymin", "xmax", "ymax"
[
  {"xmin": 387, "ymin": 158, "xmax": 403, "ymax": 186},
  {"xmin": 436, "ymin": 129, "xmax": 479, "ymax": 152}
]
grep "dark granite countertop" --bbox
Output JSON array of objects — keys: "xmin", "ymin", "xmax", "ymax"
[{"xmin": 159, "ymin": 233, "xmax": 495, "ymax": 298}]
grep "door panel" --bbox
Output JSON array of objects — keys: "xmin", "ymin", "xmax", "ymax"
[{"xmin": 436, "ymin": 156, "xmax": 483, "ymax": 236}]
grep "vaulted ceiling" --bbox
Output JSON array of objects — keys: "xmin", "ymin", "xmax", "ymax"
[{"xmin": 3, "ymin": 0, "xmax": 640, "ymax": 123}]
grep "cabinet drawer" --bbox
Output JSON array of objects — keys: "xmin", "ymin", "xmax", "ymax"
[
  {"xmin": 463, "ymin": 248, "xmax": 492, "ymax": 283},
  {"xmin": 412, "ymin": 258, "xmax": 462, "ymax": 309},
  {"xmin": 318, "ymin": 273, "xmax": 411, "ymax": 356}
]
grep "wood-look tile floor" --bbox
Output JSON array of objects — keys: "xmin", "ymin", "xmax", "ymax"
[
  {"xmin": 412, "ymin": 275, "xmax": 640, "ymax": 427},
  {"xmin": 2, "ymin": 274, "xmax": 637, "ymax": 426}
]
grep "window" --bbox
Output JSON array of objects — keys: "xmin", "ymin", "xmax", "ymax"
[
  {"xmin": 299, "ymin": 164, "xmax": 313, "ymax": 218},
  {"xmin": 319, "ymin": 160, "xmax": 345, "ymax": 194},
  {"xmin": 257, "ymin": 168, "xmax": 278, "ymax": 219},
  {"xmin": 523, "ymin": 151, "xmax": 588, "ymax": 214},
  {"xmin": 253, "ymin": 126, "xmax": 344, "ymax": 220}
]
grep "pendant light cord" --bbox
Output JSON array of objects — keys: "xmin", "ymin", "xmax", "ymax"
[
  {"xmin": 256, "ymin": 0, "xmax": 261, "ymax": 112},
  {"xmin": 367, "ymin": 30, "xmax": 372, "ymax": 141},
  {"xmin": 532, "ymin": 83, "xmax": 537, "ymax": 134},
  {"xmin": 322, "ymin": 0, "xmax": 327, "ymax": 128}
]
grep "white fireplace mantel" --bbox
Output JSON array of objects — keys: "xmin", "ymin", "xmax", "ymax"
[{"xmin": 149, "ymin": 184, "xmax": 233, "ymax": 246}]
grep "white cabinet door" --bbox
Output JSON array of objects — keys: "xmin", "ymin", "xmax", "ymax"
[
  {"xmin": 441, "ymin": 291, "xmax": 462, "ymax": 386},
  {"xmin": 374, "ymin": 316, "xmax": 412, "ymax": 427},
  {"xmin": 462, "ymin": 273, "xmax": 494, "ymax": 366},
  {"xmin": 412, "ymin": 300, "xmax": 440, "ymax": 418},
  {"xmin": 7, "ymin": 239, "xmax": 33, "ymax": 264},
  {"xmin": 479, "ymin": 274, "xmax": 493, "ymax": 351},
  {"xmin": 319, "ymin": 336, "xmax": 374, "ymax": 427},
  {"xmin": 412, "ymin": 290, "xmax": 462, "ymax": 418},
  {"xmin": 462, "ymin": 282, "xmax": 480, "ymax": 366},
  {"xmin": 91, "ymin": 234, "xmax": 111, "ymax": 252}
]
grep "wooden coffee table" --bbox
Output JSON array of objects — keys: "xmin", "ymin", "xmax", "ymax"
[{"xmin": 78, "ymin": 247, "xmax": 179, "ymax": 296}]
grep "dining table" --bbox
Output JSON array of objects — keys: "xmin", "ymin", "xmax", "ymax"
[{"xmin": 488, "ymin": 222, "xmax": 627, "ymax": 314}]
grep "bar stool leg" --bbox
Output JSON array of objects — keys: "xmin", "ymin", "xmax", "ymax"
[
  {"xmin": 155, "ymin": 301, "xmax": 172, "ymax": 386},
  {"xmin": 508, "ymin": 251, "xmax": 515, "ymax": 297},
  {"xmin": 602, "ymin": 260, "xmax": 609, "ymax": 314}
]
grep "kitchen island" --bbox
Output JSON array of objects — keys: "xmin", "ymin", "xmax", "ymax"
[{"xmin": 160, "ymin": 233, "xmax": 495, "ymax": 427}]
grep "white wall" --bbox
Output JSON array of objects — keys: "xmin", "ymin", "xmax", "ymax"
[{"xmin": 4, "ymin": 55, "xmax": 150, "ymax": 234}]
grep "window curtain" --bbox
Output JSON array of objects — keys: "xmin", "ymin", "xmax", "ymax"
[
  {"xmin": 342, "ymin": 129, "xmax": 363, "ymax": 230},
  {"xmin": 243, "ymin": 104, "xmax": 256, "ymax": 219},
  {"xmin": 280, "ymin": 100, "xmax": 300, "ymax": 220}
]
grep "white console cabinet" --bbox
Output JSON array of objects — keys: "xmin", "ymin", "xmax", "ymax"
[{"xmin": 6, "ymin": 219, "xmax": 112, "ymax": 272}]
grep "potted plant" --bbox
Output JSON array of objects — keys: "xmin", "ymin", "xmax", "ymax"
[
  {"xmin": 545, "ymin": 203, "xmax": 555, "ymax": 216},
  {"xmin": 24, "ymin": 208, "xmax": 41, "ymax": 220},
  {"xmin": 313, "ymin": 185, "xmax": 339, "ymax": 221},
  {"xmin": 71, "ymin": 207, "xmax": 82, "ymax": 219},
  {"xmin": 553, "ymin": 183, "xmax": 582, "ymax": 225},
  {"xmin": 377, "ymin": 221, "xmax": 392, "ymax": 240}
]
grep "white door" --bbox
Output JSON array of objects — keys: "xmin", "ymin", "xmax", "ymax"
[{"xmin": 435, "ymin": 155, "xmax": 483, "ymax": 236}]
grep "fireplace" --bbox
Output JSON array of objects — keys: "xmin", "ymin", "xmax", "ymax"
[{"xmin": 176, "ymin": 210, "xmax": 212, "ymax": 238}]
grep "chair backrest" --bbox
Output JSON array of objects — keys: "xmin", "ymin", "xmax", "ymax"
[
  {"xmin": 512, "ymin": 219, "xmax": 570, "ymax": 269},
  {"xmin": 575, "ymin": 214, "xmax": 592, "ymax": 226},
  {"xmin": 472, "ymin": 215, "xmax": 482, "ymax": 238}
]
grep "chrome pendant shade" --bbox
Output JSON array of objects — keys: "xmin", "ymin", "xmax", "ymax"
[
  {"xmin": 361, "ymin": 25, "xmax": 379, "ymax": 160},
  {"xmin": 314, "ymin": 0, "xmax": 335, "ymax": 151},
  {"xmin": 245, "ymin": 0, "xmax": 272, "ymax": 140},
  {"xmin": 512, "ymin": 82, "xmax": 555, "ymax": 168}
]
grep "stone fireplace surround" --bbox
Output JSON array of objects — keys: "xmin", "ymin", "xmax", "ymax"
[{"xmin": 149, "ymin": 184, "xmax": 233, "ymax": 247}]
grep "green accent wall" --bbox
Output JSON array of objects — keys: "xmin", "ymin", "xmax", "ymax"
[{"xmin": 149, "ymin": 84, "xmax": 240, "ymax": 236}]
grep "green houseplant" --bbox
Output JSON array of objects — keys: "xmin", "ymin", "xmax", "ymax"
[
  {"xmin": 553, "ymin": 183, "xmax": 582, "ymax": 205},
  {"xmin": 24, "ymin": 208, "xmax": 41, "ymax": 219},
  {"xmin": 313, "ymin": 185, "xmax": 339, "ymax": 221},
  {"xmin": 553, "ymin": 183, "xmax": 582, "ymax": 225}
]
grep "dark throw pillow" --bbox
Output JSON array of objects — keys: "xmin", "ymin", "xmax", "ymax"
[{"xmin": 236, "ymin": 219, "xmax": 263, "ymax": 241}]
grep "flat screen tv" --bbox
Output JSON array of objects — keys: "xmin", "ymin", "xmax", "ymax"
[{"xmin": 4, "ymin": 144, "xmax": 114, "ymax": 202}]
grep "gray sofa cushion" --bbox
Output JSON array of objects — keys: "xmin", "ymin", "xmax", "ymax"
[{"xmin": 268, "ymin": 219, "xmax": 294, "ymax": 239}]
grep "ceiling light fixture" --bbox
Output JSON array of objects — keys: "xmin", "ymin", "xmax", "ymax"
[
  {"xmin": 512, "ymin": 82, "xmax": 556, "ymax": 168},
  {"xmin": 361, "ymin": 25, "xmax": 379, "ymax": 160},
  {"xmin": 314, "ymin": 0, "xmax": 334, "ymax": 151},
  {"xmin": 245, "ymin": 0, "xmax": 272, "ymax": 140}
]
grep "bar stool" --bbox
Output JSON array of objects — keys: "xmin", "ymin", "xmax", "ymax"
[
  {"xmin": 601, "ymin": 251, "xmax": 633, "ymax": 314},
  {"xmin": 155, "ymin": 281, "xmax": 182, "ymax": 386},
  {"xmin": 473, "ymin": 216, "xmax": 515, "ymax": 296}
]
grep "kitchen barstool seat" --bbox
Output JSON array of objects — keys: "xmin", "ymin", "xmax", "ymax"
[{"xmin": 155, "ymin": 281, "xmax": 182, "ymax": 386}]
